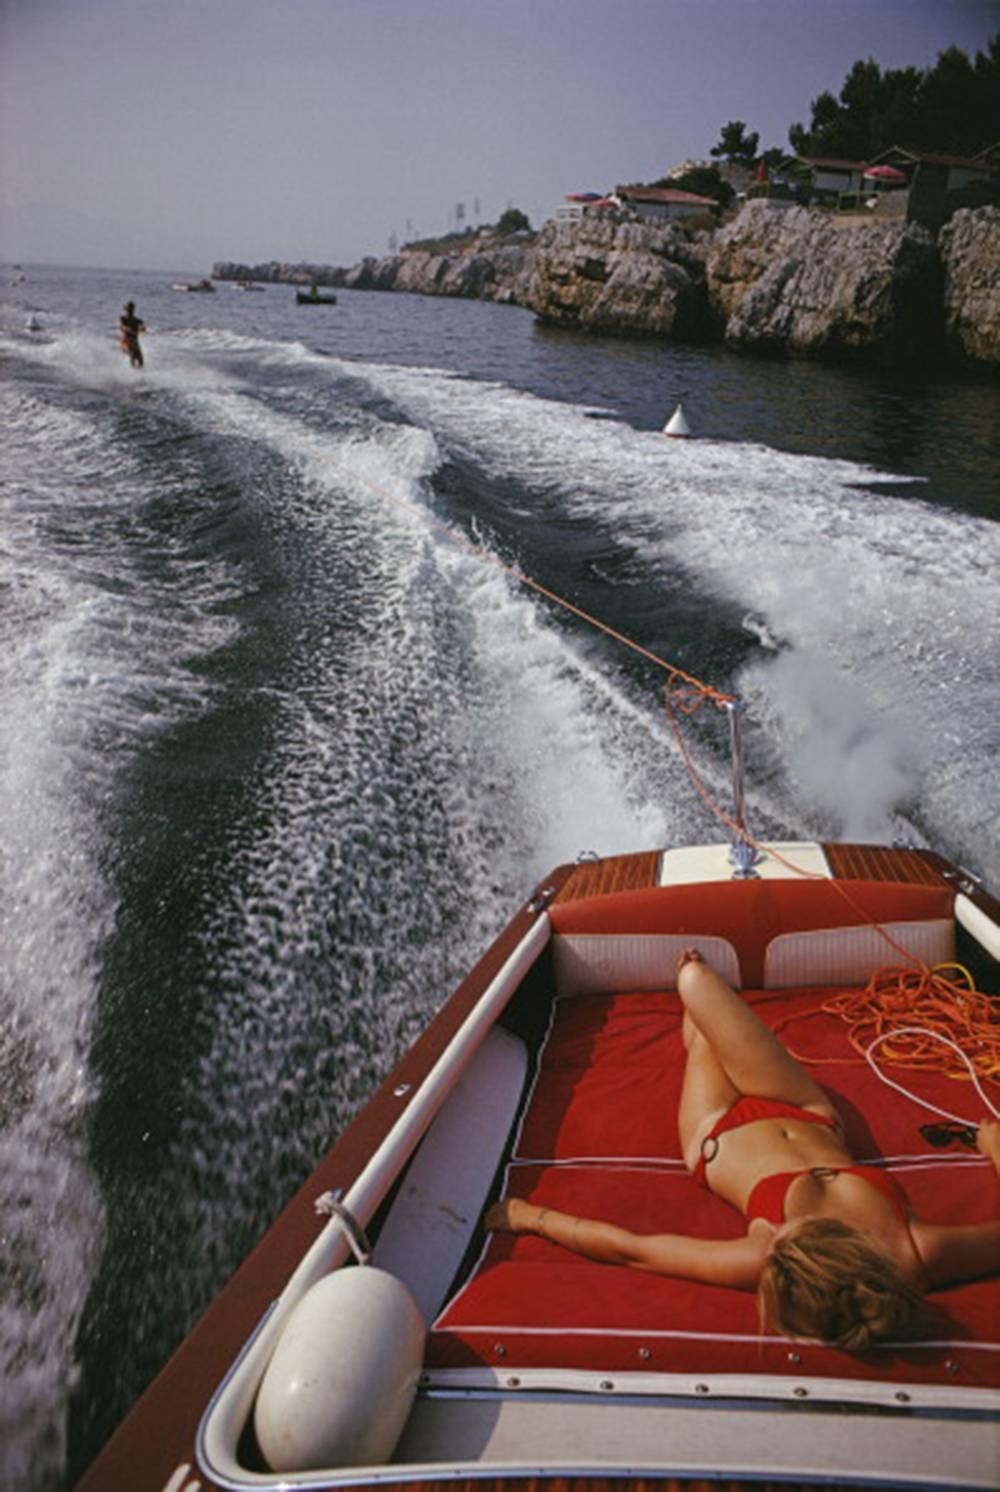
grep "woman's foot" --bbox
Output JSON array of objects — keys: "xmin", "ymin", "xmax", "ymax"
[{"xmin": 677, "ymin": 946, "xmax": 704, "ymax": 977}]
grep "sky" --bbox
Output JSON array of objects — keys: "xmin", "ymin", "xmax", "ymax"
[{"xmin": 1, "ymin": 0, "xmax": 997, "ymax": 272}]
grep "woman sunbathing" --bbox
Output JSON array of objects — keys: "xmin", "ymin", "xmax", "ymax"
[{"xmin": 487, "ymin": 949, "xmax": 1000, "ymax": 1352}]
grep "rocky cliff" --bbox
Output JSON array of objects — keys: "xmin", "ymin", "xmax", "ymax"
[
  {"xmin": 705, "ymin": 203, "xmax": 944, "ymax": 365},
  {"xmin": 212, "ymin": 260, "xmax": 347, "ymax": 287},
  {"xmin": 342, "ymin": 236, "xmax": 535, "ymax": 303},
  {"xmin": 214, "ymin": 235, "xmax": 535, "ymax": 304},
  {"xmin": 213, "ymin": 204, "xmax": 1000, "ymax": 372},
  {"xmin": 938, "ymin": 206, "xmax": 1000, "ymax": 368},
  {"xmin": 520, "ymin": 217, "xmax": 714, "ymax": 340}
]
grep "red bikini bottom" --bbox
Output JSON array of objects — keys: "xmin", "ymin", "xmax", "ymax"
[{"xmin": 691, "ymin": 1096, "xmax": 838, "ymax": 1186}]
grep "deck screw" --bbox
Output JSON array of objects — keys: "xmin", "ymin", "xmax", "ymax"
[
  {"xmin": 787, "ymin": 1351, "xmax": 801, "ymax": 1364},
  {"xmin": 945, "ymin": 1360, "xmax": 959, "ymax": 1375},
  {"xmin": 599, "ymin": 1380, "xmax": 614, "ymax": 1392},
  {"xmin": 694, "ymin": 1383, "xmax": 710, "ymax": 1395},
  {"xmin": 638, "ymin": 1347, "xmax": 651, "ymax": 1360},
  {"xmin": 493, "ymin": 1344, "xmax": 506, "ymax": 1357},
  {"xmin": 506, "ymin": 1377, "xmax": 521, "ymax": 1388},
  {"xmin": 895, "ymin": 1391, "xmax": 911, "ymax": 1403},
  {"xmin": 793, "ymin": 1386, "xmax": 809, "ymax": 1398}
]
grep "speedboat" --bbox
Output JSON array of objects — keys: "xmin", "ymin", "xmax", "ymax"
[
  {"xmin": 74, "ymin": 733, "xmax": 999, "ymax": 1492},
  {"xmin": 296, "ymin": 289, "xmax": 338, "ymax": 305},
  {"xmin": 172, "ymin": 279, "xmax": 216, "ymax": 293}
]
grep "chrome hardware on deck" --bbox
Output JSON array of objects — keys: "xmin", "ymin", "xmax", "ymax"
[
  {"xmin": 724, "ymin": 699, "xmax": 761, "ymax": 878},
  {"xmin": 527, "ymin": 884, "xmax": 557, "ymax": 913}
]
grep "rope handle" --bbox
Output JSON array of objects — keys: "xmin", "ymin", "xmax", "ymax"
[{"xmin": 314, "ymin": 1192, "xmax": 373, "ymax": 1264}]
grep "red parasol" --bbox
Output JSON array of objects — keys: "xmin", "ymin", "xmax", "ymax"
[{"xmin": 863, "ymin": 164, "xmax": 907, "ymax": 180}]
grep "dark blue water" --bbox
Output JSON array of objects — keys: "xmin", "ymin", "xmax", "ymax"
[{"xmin": 1, "ymin": 263, "xmax": 998, "ymax": 1489}]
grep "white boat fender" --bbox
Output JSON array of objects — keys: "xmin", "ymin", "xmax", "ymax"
[
  {"xmin": 254, "ymin": 1265, "xmax": 426, "ymax": 1472},
  {"xmin": 663, "ymin": 402, "xmax": 691, "ymax": 438}
]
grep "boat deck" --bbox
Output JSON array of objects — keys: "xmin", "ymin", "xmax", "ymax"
[
  {"xmin": 429, "ymin": 985, "xmax": 997, "ymax": 1400},
  {"xmin": 554, "ymin": 844, "xmax": 964, "ymax": 904}
]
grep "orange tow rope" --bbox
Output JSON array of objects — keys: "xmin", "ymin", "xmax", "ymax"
[{"xmin": 443, "ymin": 506, "xmax": 999, "ymax": 1095}]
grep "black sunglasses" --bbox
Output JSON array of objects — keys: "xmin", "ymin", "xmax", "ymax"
[{"xmin": 919, "ymin": 1122, "xmax": 978, "ymax": 1149}]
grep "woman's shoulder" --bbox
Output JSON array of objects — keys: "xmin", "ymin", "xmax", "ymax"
[{"xmin": 908, "ymin": 1215, "xmax": 1000, "ymax": 1289}]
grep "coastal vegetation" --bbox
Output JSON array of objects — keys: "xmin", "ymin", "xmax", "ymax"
[
  {"xmin": 695, "ymin": 36, "xmax": 1000, "ymax": 177},
  {"xmin": 402, "ymin": 207, "xmax": 533, "ymax": 256},
  {"xmin": 788, "ymin": 38, "xmax": 1000, "ymax": 159}
]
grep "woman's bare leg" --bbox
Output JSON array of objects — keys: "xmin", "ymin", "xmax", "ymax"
[
  {"xmin": 676, "ymin": 952, "xmax": 833, "ymax": 1114},
  {"xmin": 677, "ymin": 1018, "xmax": 739, "ymax": 1170}
]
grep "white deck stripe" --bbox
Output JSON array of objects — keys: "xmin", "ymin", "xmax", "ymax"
[{"xmin": 431, "ymin": 1323, "xmax": 1000, "ymax": 1353}]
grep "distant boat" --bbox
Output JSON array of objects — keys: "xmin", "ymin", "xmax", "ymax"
[
  {"xmin": 172, "ymin": 279, "xmax": 216, "ymax": 293},
  {"xmin": 296, "ymin": 288, "xmax": 338, "ymax": 305},
  {"xmin": 234, "ymin": 281, "xmax": 265, "ymax": 291}
]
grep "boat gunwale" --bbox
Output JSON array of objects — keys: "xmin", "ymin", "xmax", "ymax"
[
  {"xmin": 197, "ymin": 914, "xmax": 556, "ymax": 1487},
  {"xmin": 74, "ymin": 866, "xmax": 575, "ymax": 1492}
]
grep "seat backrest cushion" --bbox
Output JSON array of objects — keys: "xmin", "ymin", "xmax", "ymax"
[{"xmin": 548, "ymin": 878, "xmax": 954, "ymax": 991}]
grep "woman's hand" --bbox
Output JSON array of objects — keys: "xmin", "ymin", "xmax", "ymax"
[{"xmin": 975, "ymin": 1117, "xmax": 1000, "ymax": 1168}]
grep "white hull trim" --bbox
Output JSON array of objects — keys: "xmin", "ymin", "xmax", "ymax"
[{"xmin": 198, "ymin": 917, "xmax": 552, "ymax": 1490}]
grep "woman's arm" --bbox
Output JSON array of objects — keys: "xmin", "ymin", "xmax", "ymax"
[
  {"xmin": 912, "ymin": 1118, "xmax": 1000, "ymax": 1289},
  {"xmin": 977, "ymin": 1117, "xmax": 1000, "ymax": 1172},
  {"xmin": 485, "ymin": 1198, "xmax": 766, "ymax": 1290}
]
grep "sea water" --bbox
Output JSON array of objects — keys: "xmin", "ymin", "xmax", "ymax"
[{"xmin": 1, "ymin": 263, "xmax": 998, "ymax": 1489}]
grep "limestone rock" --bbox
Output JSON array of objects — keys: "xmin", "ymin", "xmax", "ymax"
[
  {"xmin": 342, "ymin": 240, "xmax": 535, "ymax": 302},
  {"xmin": 939, "ymin": 207, "xmax": 1000, "ymax": 367},
  {"xmin": 213, "ymin": 207, "xmax": 1000, "ymax": 371},
  {"xmin": 706, "ymin": 203, "xmax": 943, "ymax": 364},
  {"xmin": 523, "ymin": 217, "xmax": 711, "ymax": 339},
  {"xmin": 212, "ymin": 260, "xmax": 346, "ymax": 286}
]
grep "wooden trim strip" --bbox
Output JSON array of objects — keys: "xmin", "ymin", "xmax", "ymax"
[{"xmin": 553, "ymin": 852, "xmax": 662, "ymax": 904}]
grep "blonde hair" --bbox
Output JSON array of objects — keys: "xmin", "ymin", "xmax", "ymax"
[{"xmin": 758, "ymin": 1218, "xmax": 923, "ymax": 1353}]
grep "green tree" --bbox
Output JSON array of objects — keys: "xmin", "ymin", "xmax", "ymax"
[
  {"xmin": 788, "ymin": 37, "xmax": 999, "ymax": 159},
  {"xmin": 710, "ymin": 120, "xmax": 760, "ymax": 165},
  {"xmin": 496, "ymin": 207, "xmax": 531, "ymax": 235}
]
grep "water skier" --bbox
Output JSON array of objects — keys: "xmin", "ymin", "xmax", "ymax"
[{"xmin": 119, "ymin": 301, "xmax": 146, "ymax": 368}]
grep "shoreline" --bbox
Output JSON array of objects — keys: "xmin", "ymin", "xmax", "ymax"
[{"xmin": 213, "ymin": 203, "xmax": 1000, "ymax": 377}]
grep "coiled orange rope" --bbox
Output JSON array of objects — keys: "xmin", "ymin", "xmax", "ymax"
[
  {"xmin": 825, "ymin": 964, "xmax": 999, "ymax": 1079},
  {"xmin": 775, "ymin": 964, "xmax": 999, "ymax": 1083}
]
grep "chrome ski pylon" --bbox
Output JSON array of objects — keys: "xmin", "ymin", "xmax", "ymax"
[{"xmin": 725, "ymin": 699, "xmax": 761, "ymax": 878}]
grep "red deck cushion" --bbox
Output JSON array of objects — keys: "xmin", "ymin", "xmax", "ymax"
[
  {"xmin": 548, "ymin": 880, "xmax": 955, "ymax": 987},
  {"xmin": 431, "ymin": 987, "xmax": 998, "ymax": 1393}
]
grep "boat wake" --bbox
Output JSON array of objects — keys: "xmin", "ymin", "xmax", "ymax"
[
  {"xmin": 301, "ymin": 355, "xmax": 999, "ymax": 886},
  {"xmin": 2, "ymin": 314, "xmax": 996, "ymax": 1488}
]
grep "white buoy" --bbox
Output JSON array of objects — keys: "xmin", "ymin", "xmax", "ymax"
[
  {"xmin": 663, "ymin": 402, "xmax": 691, "ymax": 438},
  {"xmin": 254, "ymin": 1267, "xmax": 425, "ymax": 1472}
]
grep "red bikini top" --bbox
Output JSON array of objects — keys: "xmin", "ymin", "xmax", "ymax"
[{"xmin": 747, "ymin": 1165, "xmax": 910, "ymax": 1225}]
